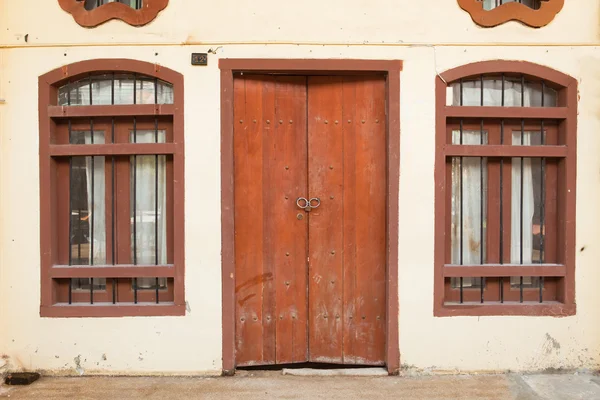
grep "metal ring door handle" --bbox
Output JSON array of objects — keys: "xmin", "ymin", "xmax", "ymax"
[
  {"xmin": 296, "ymin": 197, "xmax": 309, "ymax": 210},
  {"xmin": 309, "ymin": 198, "xmax": 321, "ymax": 209}
]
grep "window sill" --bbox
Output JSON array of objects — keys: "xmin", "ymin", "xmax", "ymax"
[
  {"xmin": 435, "ymin": 302, "xmax": 575, "ymax": 317},
  {"xmin": 40, "ymin": 303, "xmax": 186, "ymax": 318}
]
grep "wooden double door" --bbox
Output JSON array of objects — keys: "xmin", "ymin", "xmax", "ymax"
[{"xmin": 234, "ymin": 74, "xmax": 387, "ymax": 366}]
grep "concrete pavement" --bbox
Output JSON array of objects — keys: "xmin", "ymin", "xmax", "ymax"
[{"xmin": 0, "ymin": 371, "xmax": 599, "ymax": 399}]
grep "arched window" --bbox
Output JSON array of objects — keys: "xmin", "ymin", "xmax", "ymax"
[
  {"xmin": 58, "ymin": 0, "xmax": 168, "ymax": 27},
  {"xmin": 39, "ymin": 59, "xmax": 185, "ymax": 317},
  {"xmin": 434, "ymin": 61, "xmax": 576, "ymax": 317},
  {"xmin": 457, "ymin": 0, "xmax": 564, "ymax": 27}
]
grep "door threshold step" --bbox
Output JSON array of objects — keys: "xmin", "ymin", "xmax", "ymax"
[{"xmin": 282, "ymin": 368, "xmax": 388, "ymax": 376}]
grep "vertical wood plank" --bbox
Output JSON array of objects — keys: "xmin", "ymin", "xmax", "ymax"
[
  {"xmin": 272, "ymin": 76, "xmax": 309, "ymax": 364},
  {"xmin": 307, "ymin": 76, "xmax": 345, "ymax": 363},
  {"xmin": 260, "ymin": 77, "xmax": 277, "ymax": 364},
  {"xmin": 234, "ymin": 76, "xmax": 266, "ymax": 365},
  {"xmin": 342, "ymin": 79, "xmax": 357, "ymax": 363}
]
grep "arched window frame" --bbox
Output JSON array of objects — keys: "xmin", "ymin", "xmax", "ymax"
[
  {"xmin": 457, "ymin": 0, "xmax": 564, "ymax": 28},
  {"xmin": 58, "ymin": 0, "xmax": 169, "ymax": 27},
  {"xmin": 434, "ymin": 60, "xmax": 577, "ymax": 317},
  {"xmin": 39, "ymin": 59, "xmax": 185, "ymax": 317}
]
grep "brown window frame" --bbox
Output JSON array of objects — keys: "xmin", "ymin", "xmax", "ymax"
[
  {"xmin": 457, "ymin": 0, "xmax": 565, "ymax": 28},
  {"xmin": 39, "ymin": 59, "xmax": 185, "ymax": 318},
  {"xmin": 434, "ymin": 60, "xmax": 577, "ymax": 317},
  {"xmin": 58, "ymin": 0, "xmax": 169, "ymax": 27}
]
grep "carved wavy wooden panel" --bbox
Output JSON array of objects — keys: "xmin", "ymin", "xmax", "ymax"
[
  {"xmin": 458, "ymin": 0, "xmax": 564, "ymax": 28},
  {"xmin": 58, "ymin": 0, "xmax": 169, "ymax": 27}
]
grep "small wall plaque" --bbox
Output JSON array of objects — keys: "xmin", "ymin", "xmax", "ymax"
[{"xmin": 191, "ymin": 53, "xmax": 208, "ymax": 66}]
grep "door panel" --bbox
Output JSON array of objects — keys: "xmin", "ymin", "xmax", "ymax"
[
  {"xmin": 308, "ymin": 76, "xmax": 387, "ymax": 365},
  {"xmin": 234, "ymin": 74, "xmax": 386, "ymax": 367},
  {"xmin": 234, "ymin": 75, "xmax": 308, "ymax": 366}
]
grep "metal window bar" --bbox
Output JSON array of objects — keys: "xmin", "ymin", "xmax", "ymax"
[
  {"xmin": 133, "ymin": 74, "xmax": 138, "ymax": 304},
  {"xmin": 459, "ymin": 79, "xmax": 464, "ymax": 304},
  {"xmin": 68, "ymin": 85, "xmax": 73, "ymax": 303},
  {"xmin": 500, "ymin": 74, "xmax": 505, "ymax": 303},
  {"xmin": 111, "ymin": 74, "xmax": 117, "ymax": 304},
  {"xmin": 154, "ymin": 77, "xmax": 160, "ymax": 304},
  {"xmin": 520, "ymin": 74, "xmax": 525, "ymax": 303},
  {"xmin": 480, "ymin": 74, "xmax": 485, "ymax": 303},
  {"xmin": 539, "ymin": 80, "xmax": 546, "ymax": 303},
  {"xmin": 90, "ymin": 116, "xmax": 95, "ymax": 304}
]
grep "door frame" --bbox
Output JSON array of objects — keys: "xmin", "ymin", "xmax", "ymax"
[{"xmin": 219, "ymin": 59, "xmax": 402, "ymax": 375}]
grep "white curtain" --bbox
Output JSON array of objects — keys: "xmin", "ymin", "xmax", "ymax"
[
  {"xmin": 451, "ymin": 131, "xmax": 486, "ymax": 288},
  {"xmin": 85, "ymin": 132, "xmax": 107, "ymax": 266},
  {"xmin": 131, "ymin": 130, "xmax": 167, "ymax": 289},
  {"xmin": 511, "ymin": 132, "xmax": 535, "ymax": 267},
  {"xmin": 451, "ymin": 80, "xmax": 540, "ymax": 289}
]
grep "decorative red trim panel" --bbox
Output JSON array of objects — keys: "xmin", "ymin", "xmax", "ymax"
[
  {"xmin": 458, "ymin": 0, "xmax": 564, "ymax": 28},
  {"xmin": 58, "ymin": 0, "xmax": 169, "ymax": 27}
]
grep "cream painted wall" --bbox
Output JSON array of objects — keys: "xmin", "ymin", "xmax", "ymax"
[
  {"xmin": 0, "ymin": 0, "xmax": 599, "ymax": 375},
  {"xmin": 1, "ymin": 0, "xmax": 599, "ymax": 45}
]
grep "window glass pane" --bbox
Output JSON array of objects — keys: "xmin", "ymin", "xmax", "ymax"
[
  {"xmin": 84, "ymin": 0, "xmax": 142, "ymax": 10},
  {"xmin": 450, "ymin": 78, "xmax": 558, "ymax": 107},
  {"xmin": 483, "ymin": 0, "xmax": 541, "ymax": 10},
  {"xmin": 135, "ymin": 278, "xmax": 167, "ymax": 290},
  {"xmin": 72, "ymin": 278, "xmax": 107, "ymax": 291},
  {"xmin": 70, "ymin": 155, "xmax": 107, "ymax": 266},
  {"xmin": 130, "ymin": 129, "xmax": 166, "ymax": 144},
  {"xmin": 452, "ymin": 129, "xmax": 488, "ymax": 145},
  {"xmin": 58, "ymin": 74, "xmax": 173, "ymax": 106},
  {"xmin": 70, "ymin": 130, "xmax": 106, "ymax": 145},
  {"xmin": 512, "ymin": 129, "xmax": 543, "ymax": 147},
  {"xmin": 90, "ymin": 74, "xmax": 114, "ymax": 105},
  {"xmin": 510, "ymin": 277, "xmax": 542, "ymax": 289},
  {"xmin": 130, "ymin": 129, "xmax": 168, "ymax": 267}
]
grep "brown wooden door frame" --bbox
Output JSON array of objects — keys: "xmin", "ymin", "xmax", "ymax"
[{"xmin": 220, "ymin": 59, "xmax": 402, "ymax": 375}]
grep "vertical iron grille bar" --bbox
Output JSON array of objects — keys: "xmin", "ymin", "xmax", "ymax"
[
  {"xmin": 133, "ymin": 115, "xmax": 138, "ymax": 304},
  {"xmin": 480, "ymin": 74, "xmax": 485, "ymax": 303},
  {"xmin": 520, "ymin": 75, "xmax": 525, "ymax": 303},
  {"xmin": 90, "ymin": 119, "xmax": 95, "ymax": 266},
  {"xmin": 90, "ymin": 117, "xmax": 95, "ymax": 304},
  {"xmin": 459, "ymin": 79, "xmax": 464, "ymax": 304},
  {"xmin": 133, "ymin": 74, "xmax": 137, "ymax": 105},
  {"xmin": 68, "ymin": 114, "xmax": 73, "ymax": 304},
  {"xmin": 89, "ymin": 74, "xmax": 93, "ymax": 106},
  {"xmin": 500, "ymin": 75, "xmax": 505, "ymax": 303},
  {"xmin": 132, "ymin": 73, "xmax": 138, "ymax": 305},
  {"xmin": 154, "ymin": 78, "xmax": 160, "ymax": 303},
  {"xmin": 500, "ymin": 120, "xmax": 504, "ymax": 303},
  {"xmin": 539, "ymin": 80, "xmax": 546, "ymax": 303},
  {"xmin": 111, "ymin": 80, "xmax": 116, "ymax": 302}
]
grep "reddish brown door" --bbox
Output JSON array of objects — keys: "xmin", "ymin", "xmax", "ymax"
[{"xmin": 234, "ymin": 74, "xmax": 386, "ymax": 367}]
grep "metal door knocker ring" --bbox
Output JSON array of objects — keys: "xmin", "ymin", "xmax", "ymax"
[{"xmin": 296, "ymin": 197, "xmax": 309, "ymax": 210}]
